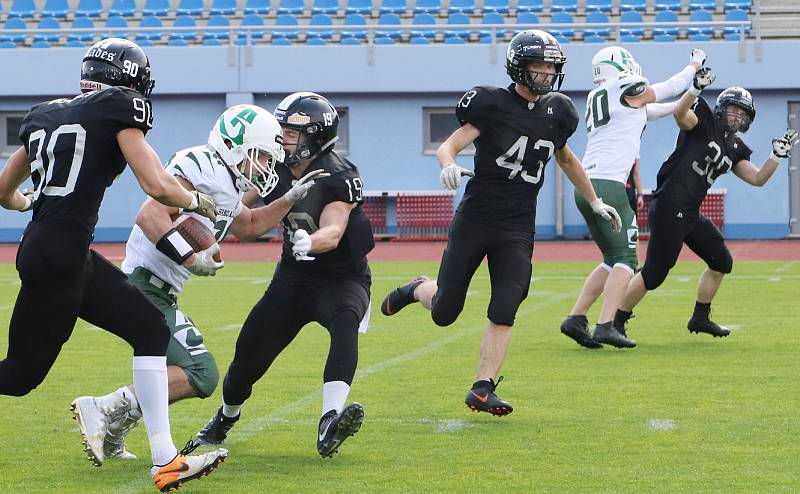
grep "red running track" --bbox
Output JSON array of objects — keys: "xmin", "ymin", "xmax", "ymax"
[{"xmin": 0, "ymin": 240, "xmax": 798, "ymax": 264}]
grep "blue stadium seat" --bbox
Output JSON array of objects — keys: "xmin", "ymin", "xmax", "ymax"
[
  {"xmin": 448, "ymin": 0, "xmax": 476, "ymax": 14},
  {"xmin": 142, "ymin": 0, "xmax": 170, "ymax": 16},
  {"xmin": 654, "ymin": 0, "xmax": 681, "ymax": 11},
  {"xmin": 654, "ymin": 33, "xmax": 675, "ymax": 41},
  {"xmin": 0, "ymin": 18, "xmax": 27, "ymax": 43},
  {"xmin": 723, "ymin": 31, "xmax": 740, "ymax": 40},
  {"xmin": 235, "ymin": 36, "xmax": 258, "ymax": 45},
  {"xmin": 550, "ymin": 0, "xmax": 577, "ymax": 12},
  {"xmin": 342, "ymin": 13, "xmax": 368, "ymax": 39},
  {"xmin": 652, "ymin": 10, "xmax": 679, "ymax": 36},
  {"xmin": 34, "ymin": 17, "xmax": 61, "ymax": 42},
  {"xmin": 584, "ymin": 34, "xmax": 605, "ymax": 42},
  {"xmin": 168, "ymin": 38, "xmax": 189, "ymax": 45},
  {"xmin": 109, "ymin": 0, "xmax": 137, "ymax": 17},
  {"xmin": 409, "ymin": 35, "xmax": 430, "ymax": 43},
  {"xmin": 413, "ymin": 0, "xmax": 440, "ymax": 14},
  {"xmin": 204, "ymin": 15, "xmax": 231, "ymax": 40},
  {"xmin": 479, "ymin": 12, "xmax": 506, "ymax": 38},
  {"xmin": 584, "ymin": 0, "xmax": 612, "ymax": 12},
  {"xmin": 307, "ymin": 13, "xmax": 334, "ymax": 39},
  {"xmin": 105, "ymin": 16, "xmax": 129, "ymax": 38},
  {"xmin": 515, "ymin": 0, "xmax": 543, "ymax": 12},
  {"xmin": 75, "ymin": 0, "xmax": 103, "ymax": 17},
  {"xmin": 482, "ymin": 0, "xmax": 509, "ymax": 14},
  {"xmin": 203, "ymin": 37, "xmax": 224, "ymax": 45},
  {"xmin": 374, "ymin": 35, "xmax": 395, "ymax": 43},
  {"xmin": 688, "ymin": 0, "xmax": 716, "ymax": 11},
  {"xmin": 272, "ymin": 37, "xmax": 292, "ymax": 44},
  {"xmin": 687, "ymin": 10, "xmax": 713, "ymax": 35},
  {"xmin": 620, "ymin": 34, "xmax": 640, "ymax": 42},
  {"xmin": 68, "ymin": 16, "xmax": 96, "ymax": 42},
  {"xmin": 244, "ymin": 0, "xmax": 271, "ymax": 14},
  {"xmin": 40, "ymin": 0, "xmax": 69, "ymax": 18},
  {"xmin": 306, "ymin": 37, "xmax": 327, "ymax": 44},
  {"xmin": 340, "ymin": 36, "xmax": 363, "ymax": 44},
  {"xmin": 346, "ymin": 0, "xmax": 372, "ymax": 15},
  {"xmin": 170, "ymin": 15, "xmax": 198, "ymax": 40},
  {"xmin": 211, "ymin": 0, "xmax": 237, "ymax": 15},
  {"xmin": 375, "ymin": 13, "xmax": 403, "ymax": 39},
  {"xmin": 444, "ymin": 35, "xmax": 465, "ymax": 43},
  {"xmin": 65, "ymin": 39, "xmax": 87, "ymax": 47},
  {"xmin": 549, "ymin": 12, "xmax": 574, "ymax": 39},
  {"xmin": 724, "ymin": 9, "xmax": 750, "ymax": 34},
  {"xmin": 8, "ymin": 0, "xmax": 36, "ymax": 18},
  {"xmin": 479, "ymin": 35, "xmax": 502, "ymax": 43},
  {"xmin": 379, "ymin": 0, "xmax": 407, "ymax": 14},
  {"xmin": 278, "ymin": 0, "xmax": 305, "ymax": 15},
  {"xmin": 514, "ymin": 11, "xmax": 538, "ymax": 35},
  {"xmin": 32, "ymin": 40, "xmax": 52, "ymax": 48},
  {"xmin": 584, "ymin": 11, "xmax": 610, "ymax": 37},
  {"xmin": 555, "ymin": 34, "xmax": 569, "ymax": 43},
  {"xmin": 444, "ymin": 12, "xmax": 471, "ymax": 39},
  {"xmin": 724, "ymin": 0, "xmax": 750, "ymax": 10},
  {"xmin": 312, "ymin": 0, "xmax": 339, "ymax": 14},
  {"xmin": 238, "ymin": 14, "xmax": 266, "ymax": 39},
  {"xmin": 619, "ymin": 0, "xmax": 646, "ymax": 12},
  {"xmin": 137, "ymin": 38, "xmax": 155, "ymax": 46},
  {"xmin": 272, "ymin": 13, "xmax": 299, "ymax": 39},
  {"xmin": 0, "ymin": 41, "xmax": 17, "ymax": 48},
  {"xmin": 619, "ymin": 10, "xmax": 644, "ymax": 37},
  {"xmin": 409, "ymin": 12, "xmax": 436, "ymax": 38},
  {"xmin": 688, "ymin": 33, "xmax": 710, "ymax": 40},
  {"xmin": 137, "ymin": 16, "xmax": 164, "ymax": 41},
  {"xmin": 177, "ymin": 0, "xmax": 204, "ymax": 16}
]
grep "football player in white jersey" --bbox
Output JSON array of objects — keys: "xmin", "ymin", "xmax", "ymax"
[
  {"xmin": 560, "ymin": 47, "xmax": 707, "ymax": 349},
  {"xmin": 74, "ymin": 104, "xmax": 327, "ymax": 462}
]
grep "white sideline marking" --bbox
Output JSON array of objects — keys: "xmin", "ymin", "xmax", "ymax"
[
  {"xmin": 677, "ymin": 277, "xmax": 690, "ymax": 282},
  {"xmin": 432, "ymin": 419, "xmax": 472, "ymax": 434},
  {"xmin": 647, "ymin": 419, "xmax": 675, "ymax": 431},
  {"xmin": 215, "ymin": 323, "xmax": 243, "ymax": 331},
  {"xmin": 774, "ymin": 261, "xmax": 797, "ymax": 273},
  {"xmin": 112, "ymin": 290, "xmax": 576, "ymax": 494},
  {"xmin": 768, "ymin": 276, "xmax": 781, "ymax": 282},
  {"xmin": 727, "ymin": 325, "xmax": 741, "ymax": 331}
]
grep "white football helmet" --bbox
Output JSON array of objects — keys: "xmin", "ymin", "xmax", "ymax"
[
  {"xmin": 591, "ymin": 46, "xmax": 641, "ymax": 86},
  {"xmin": 208, "ymin": 104, "xmax": 286, "ymax": 197}
]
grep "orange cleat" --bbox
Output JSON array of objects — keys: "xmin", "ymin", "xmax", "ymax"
[{"xmin": 151, "ymin": 449, "xmax": 228, "ymax": 492}]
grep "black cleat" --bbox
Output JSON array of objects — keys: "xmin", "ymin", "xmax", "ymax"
[
  {"xmin": 317, "ymin": 403, "xmax": 364, "ymax": 458},
  {"xmin": 688, "ymin": 317, "xmax": 730, "ymax": 337},
  {"xmin": 560, "ymin": 315, "xmax": 603, "ymax": 349},
  {"xmin": 593, "ymin": 322, "xmax": 636, "ymax": 348},
  {"xmin": 464, "ymin": 377, "xmax": 513, "ymax": 416},
  {"xmin": 381, "ymin": 276, "xmax": 429, "ymax": 316},
  {"xmin": 613, "ymin": 310, "xmax": 634, "ymax": 337},
  {"xmin": 182, "ymin": 407, "xmax": 240, "ymax": 454}
]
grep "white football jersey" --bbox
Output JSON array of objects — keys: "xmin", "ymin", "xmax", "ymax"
[
  {"xmin": 581, "ymin": 72, "xmax": 650, "ymax": 183},
  {"xmin": 122, "ymin": 145, "xmax": 244, "ymax": 292}
]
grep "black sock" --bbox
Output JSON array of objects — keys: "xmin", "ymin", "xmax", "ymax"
[
  {"xmin": 614, "ymin": 309, "xmax": 632, "ymax": 328},
  {"xmin": 595, "ymin": 321, "xmax": 613, "ymax": 331},
  {"xmin": 693, "ymin": 301, "xmax": 711, "ymax": 319}
]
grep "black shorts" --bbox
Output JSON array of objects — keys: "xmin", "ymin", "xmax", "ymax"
[
  {"xmin": 432, "ymin": 213, "xmax": 533, "ymax": 327},
  {"xmin": 640, "ymin": 197, "xmax": 732, "ymax": 290}
]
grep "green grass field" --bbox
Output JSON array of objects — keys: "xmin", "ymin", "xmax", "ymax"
[{"xmin": 1, "ymin": 260, "xmax": 798, "ymax": 493}]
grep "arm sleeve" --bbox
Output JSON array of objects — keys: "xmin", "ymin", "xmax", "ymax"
[
  {"xmin": 105, "ymin": 89, "xmax": 153, "ymax": 135},
  {"xmin": 165, "ymin": 153, "xmax": 205, "ymax": 190},
  {"xmin": 455, "ymin": 86, "xmax": 495, "ymax": 134},
  {"xmin": 734, "ymin": 138, "xmax": 753, "ymax": 163},
  {"xmin": 555, "ymin": 97, "xmax": 579, "ymax": 150},
  {"xmin": 324, "ymin": 169, "xmax": 363, "ymax": 205},
  {"xmin": 646, "ymin": 101, "xmax": 679, "ymax": 121},
  {"xmin": 650, "ymin": 64, "xmax": 696, "ymax": 102}
]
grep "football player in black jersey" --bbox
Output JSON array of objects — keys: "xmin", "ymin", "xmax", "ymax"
[
  {"xmin": 613, "ymin": 68, "xmax": 798, "ymax": 340},
  {"xmin": 0, "ymin": 38, "xmax": 228, "ymax": 491},
  {"xmin": 188, "ymin": 92, "xmax": 374, "ymax": 458},
  {"xmin": 380, "ymin": 30, "xmax": 622, "ymax": 416}
]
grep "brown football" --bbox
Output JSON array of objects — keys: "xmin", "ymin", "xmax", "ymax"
[{"xmin": 174, "ymin": 215, "xmax": 222, "ymax": 262}]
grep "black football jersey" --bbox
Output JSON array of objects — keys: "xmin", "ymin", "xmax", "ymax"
[
  {"xmin": 654, "ymin": 97, "xmax": 752, "ymax": 215},
  {"xmin": 455, "ymin": 84, "xmax": 579, "ymax": 232},
  {"xmin": 18, "ymin": 87, "xmax": 153, "ymax": 234},
  {"xmin": 263, "ymin": 150, "xmax": 374, "ymax": 278}
]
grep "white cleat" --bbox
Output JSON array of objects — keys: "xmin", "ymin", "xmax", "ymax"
[
  {"xmin": 151, "ymin": 449, "xmax": 229, "ymax": 492},
  {"xmin": 70, "ymin": 397, "xmax": 109, "ymax": 466},
  {"xmin": 105, "ymin": 409, "xmax": 141, "ymax": 461}
]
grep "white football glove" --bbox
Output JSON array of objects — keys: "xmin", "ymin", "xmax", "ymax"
[
  {"xmin": 185, "ymin": 191, "xmax": 217, "ymax": 223},
  {"xmin": 690, "ymin": 67, "xmax": 715, "ymax": 95},
  {"xmin": 18, "ymin": 188, "xmax": 34, "ymax": 212},
  {"xmin": 590, "ymin": 198, "xmax": 622, "ymax": 233},
  {"xmin": 439, "ymin": 163, "xmax": 474, "ymax": 190},
  {"xmin": 290, "ymin": 229, "xmax": 314, "ymax": 261},
  {"xmin": 187, "ymin": 243, "xmax": 224, "ymax": 276},
  {"xmin": 770, "ymin": 128, "xmax": 799, "ymax": 160},
  {"xmin": 283, "ymin": 169, "xmax": 331, "ymax": 205},
  {"xmin": 690, "ymin": 48, "xmax": 706, "ymax": 66}
]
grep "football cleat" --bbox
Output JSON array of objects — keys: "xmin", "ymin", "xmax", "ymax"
[
  {"xmin": 593, "ymin": 322, "xmax": 636, "ymax": 348},
  {"xmin": 381, "ymin": 276, "xmax": 429, "ymax": 316},
  {"xmin": 613, "ymin": 310, "xmax": 634, "ymax": 337},
  {"xmin": 687, "ymin": 317, "xmax": 730, "ymax": 337},
  {"xmin": 183, "ymin": 407, "xmax": 239, "ymax": 454},
  {"xmin": 70, "ymin": 397, "xmax": 111, "ymax": 466},
  {"xmin": 464, "ymin": 376, "xmax": 513, "ymax": 416},
  {"xmin": 317, "ymin": 403, "xmax": 365, "ymax": 458},
  {"xmin": 105, "ymin": 409, "xmax": 141, "ymax": 460},
  {"xmin": 560, "ymin": 315, "xmax": 603, "ymax": 349},
  {"xmin": 151, "ymin": 449, "xmax": 228, "ymax": 492}
]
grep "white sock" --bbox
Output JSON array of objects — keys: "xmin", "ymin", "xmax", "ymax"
[
  {"xmin": 322, "ymin": 381, "xmax": 350, "ymax": 416},
  {"xmin": 222, "ymin": 400, "xmax": 242, "ymax": 419},
  {"xmin": 133, "ymin": 356, "xmax": 177, "ymax": 466}
]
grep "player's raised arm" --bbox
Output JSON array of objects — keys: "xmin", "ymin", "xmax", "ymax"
[
  {"xmin": 623, "ymin": 49, "xmax": 706, "ymax": 109},
  {"xmin": 733, "ymin": 129, "xmax": 799, "ymax": 186},
  {"xmin": 674, "ymin": 67, "xmax": 716, "ymax": 131},
  {"xmin": 0, "ymin": 146, "xmax": 34, "ymax": 211}
]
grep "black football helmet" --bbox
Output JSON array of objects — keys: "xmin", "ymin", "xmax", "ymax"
[
  {"xmin": 715, "ymin": 86, "xmax": 755, "ymax": 133},
  {"xmin": 273, "ymin": 92, "xmax": 339, "ymax": 166},
  {"xmin": 505, "ymin": 30, "xmax": 566, "ymax": 95},
  {"xmin": 80, "ymin": 38, "xmax": 155, "ymax": 98}
]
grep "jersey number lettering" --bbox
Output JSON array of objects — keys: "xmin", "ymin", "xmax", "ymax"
[
  {"xmin": 586, "ymin": 88, "xmax": 610, "ymax": 132},
  {"xmin": 459, "ymin": 90, "xmax": 477, "ymax": 108},
  {"xmin": 691, "ymin": 141, "xmax": 732, "ymax": 186},
  {"xmin": 28, "ymin": 124, "xmax": 87, "ymax": 199},
  {"xmin": 133, "ymin": 97, "xmax": 153, "ymax": 127},
  {"xmin": 287, "ymin": 212, "xmax": 319, "ymax": 233},
  {"xmin": 345, "ymin": 177, "xmax": 363, "ymax": 202},
  {"xmin": 495, "ymin": 136, "xmax": 554, "ymax": 184}
]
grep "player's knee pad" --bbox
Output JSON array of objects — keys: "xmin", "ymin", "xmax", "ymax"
[
  {"xmin": 0, "ymin": 360, "xmax": 44, "ymax": 396},
  {"xmin": 329, "ymin": 309, "xmax": 361, "ymax": 335},
  {"xmin": 130, "ymin": 312, "xmax": 171, "ymax": 356},
  {"xmin": 431, "ymin": 290, "xmax": 465, "ymax": 327},
  {"xmin": 641, "ymin": 263, "xmax": 669, "ymax": 291},
  {"xmin": 487, "ymin": 286, "xmax": 528, "ymax": 327},
  {"xmin": 184, "ymin": 355, "xmax": 219, "ymax": 399},
  {"xmin": 707, "ymin": 250, "xmax": 733, "ymax": 274}
]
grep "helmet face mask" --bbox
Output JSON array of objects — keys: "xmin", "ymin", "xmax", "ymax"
[
  {"xmin": 80, "ymin": 38, "xmax": 155, "ymax": 97},
  {"xmin": 273, "ymin": 92, "xmax": 339, "ymax": 166},
  {"xmin": 591, "ymin": 46, "xmax": 641, "ymax": 86},
  {"xmin": 505, "ymin": 30, "xmax": 566, "ymax": 95},
  {"xmin": 715, "ymin": 87, "xmax": 755, "ymax": 133}
]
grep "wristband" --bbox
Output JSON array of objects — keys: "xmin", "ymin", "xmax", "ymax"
[
  {"xmin": 186, "ymin": 191, "xmax": 198, "ymax": 210},
  {"xmin": 156, "ymin": 228, "xmax": 194, "ymax": 265},
  {"xmin": 688, "ymin": 86, "xmax": 702, "ymax": 96}
]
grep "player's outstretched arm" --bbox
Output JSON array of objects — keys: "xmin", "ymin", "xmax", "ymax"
[
  {"xmin": 118, "ymin": 128, "xmax": 217, "ymax": 222},
  {"xmin": 673, "ymin": 67, "xmax": 715, "ymax": 131},
  {"xmin": 556, "ymin": 144, "xmax": 622, "ymax": 232},
  {"xmin": 625, "ymin": 49, "xmax": 706, "ymax": 109},
  {"xmin": 0, "ymin": 146, "xmax": 34, "ymax": 211},
  {"xmin": 733, "ymin": 129, "xmax": 799, "ymax": 186},
  {"xmin": 436, "ymin": 124, "xmax": 479, "ymax": 190},
  {"xmin": 290, "ymin": 201, "xmax": 356, "ymax": 259}
]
